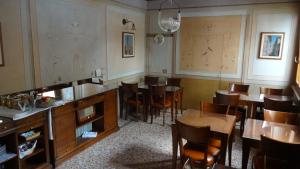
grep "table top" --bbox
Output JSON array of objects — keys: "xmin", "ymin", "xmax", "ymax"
[
  {"xmin": 177, "ymin": 109, "xmax": 236, "ymax": 135},
  {"xmin": 216, "ymin": 90, "xmax": 291, "ymax": 103},
  {"xmin": 243, "ymin": 118, "xmax": 300, "ymax": 144}
]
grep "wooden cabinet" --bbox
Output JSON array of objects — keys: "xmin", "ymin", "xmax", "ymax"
[
  {"xmin": 104, "ymin": 90, "xmax": 117, "ymax": 131},
  {"xmin": 52, "ymin": 103, "xmax": 76, "ymax": 159},
  {"xmin": 50, "ymin": 89, "xmax": 118, "ymax": 166}
]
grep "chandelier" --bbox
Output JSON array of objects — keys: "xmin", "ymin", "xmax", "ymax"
[{"xmin": 158, "ymin": 0, "xmax": 181, "ymax": 33}]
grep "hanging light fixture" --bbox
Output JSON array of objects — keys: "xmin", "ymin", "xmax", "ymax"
[{"xmin": 158, "ymin": 0, "xmax": 181, "ymax": 33}]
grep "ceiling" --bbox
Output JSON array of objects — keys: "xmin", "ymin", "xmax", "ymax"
[{"xmin": 113, "ymin": 0, "xmax": 300, "ymax": 9}]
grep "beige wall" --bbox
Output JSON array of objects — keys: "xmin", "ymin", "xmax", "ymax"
[
  {"xmin": 0, "ymin": 0, "xmax": 146, "ymax": 95},
  {"xmin": 147, "ymin": 3, "xmax": 299, "ymax": 109},
  {"xmin": 107, "ymin": 4, "xmax": 145, "ymax": 80},
  {"xmin": 0, "ymin": 0, "xmax": 26, "ymax": 95}
]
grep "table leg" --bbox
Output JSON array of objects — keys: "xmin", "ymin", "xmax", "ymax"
[
  {"xmin": 172, "ymin": 124, "xmax": 178, "ymax": 169},
  {"xmin": 228, "ymin": 127, "xmax": 235, "ymax": 167},
  {"xmin": 242, "ymin": 139, "xmax": 250, "ymax": 169},
  {"xmin": 251, "ymin": 103, "xmax": 258, "ymax": 119},
  {"xmin": 171, "ymin": 93, "xmax": 174, "ymax": 121},
  {"xmin": 219, "ymin": 134, "xmax": 228, "ymax": 165}
]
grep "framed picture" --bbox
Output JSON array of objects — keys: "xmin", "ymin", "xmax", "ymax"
[
  {"xmin": 0, "ymin": 22, "xmax": 4, "ymax": 66},
  {"xmin": 122, "ymin": 32, "xmax": 135, "ymax": 58},
  {"xmin": 259, "ymin": 32, "xmax": 284, "ymax": 59}
]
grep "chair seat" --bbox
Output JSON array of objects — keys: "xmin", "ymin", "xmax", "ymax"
[
  {"xmin": 183, "ymin": 143, "xmax": 216, "ymax": 166},
  {"xmin": 127, "ymin": 98, "xmax": 143, "ymax": 105},
  {"xmin": 152, "ymin": 99, "xmax": 172, "ymax": 108},
  {"xmin": 209, "ymin": 138, "xmax": 221, "ymax": 148},
  {"xmin": 208, "ymin": 145, "xmax": 220, "ymax": 157}
]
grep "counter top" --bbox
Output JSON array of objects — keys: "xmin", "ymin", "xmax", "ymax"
[{"xmin": 0, "ymin": 83, "xmax": 117, "ymax": 120}]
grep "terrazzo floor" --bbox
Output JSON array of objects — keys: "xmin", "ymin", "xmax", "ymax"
[{"xmin": 57, "ymin": 113, "xmax": 255, "ymax": 169}]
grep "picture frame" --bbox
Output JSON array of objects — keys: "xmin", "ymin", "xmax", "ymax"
[
  {"xmin": 259, "ymin": 32, "xmax": 284, "ymax": 60},
  {"xmin": 0, "ymin": 22, "xmax": 4, "ymax": 66},
  {"xmin": 122, "ymin": 32, "xmax": 135, "ymax": 58}
]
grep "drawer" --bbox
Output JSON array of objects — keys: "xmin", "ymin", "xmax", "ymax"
[
  {"xmin": 53, "ymin": 103, "xmax": 75, "ymax": 115},
  {"xmin": 77, "ymin": 95, "xmax": 104, "ymax": 109},
  {"xmin": 15, "ymin": 111, "xmax": 45, "ymax": 126},
  {"xmin": 0, "ymin": 122, "xmax": 14, "ymax": 132}
]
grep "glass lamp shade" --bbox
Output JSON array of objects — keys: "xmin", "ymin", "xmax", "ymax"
[{"xmin": 158, "ymin": 10, "xmax": 181, "ymax": 33}]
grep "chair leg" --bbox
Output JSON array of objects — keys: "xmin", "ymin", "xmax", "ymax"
[
  {"xmin": 240, "ymin": 112, "xmax": 246, "ymax": 136},
  {"xmin": 125, "ymin": 103, "xmax": 128, "ymax": 120},
  {"xmin": 163, "ymin": 108, "xmax": 166, "ymax": 126},
  {"xmin": 150, "ymin": 107, "xmax": 153, "ymax": 124}
]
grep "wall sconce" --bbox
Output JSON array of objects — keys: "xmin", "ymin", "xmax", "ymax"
[{"xmin": 122, "ymin": 18, "xmax": 136, "ymax": 31}]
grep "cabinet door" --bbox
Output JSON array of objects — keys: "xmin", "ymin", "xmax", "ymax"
[
  {"xmin": 104, "ymin": 90, "xmax": 117, "ymax": 131},
  {"xmin": 52, "ymin": 104, "xmax": 76, "ymax": 158}
]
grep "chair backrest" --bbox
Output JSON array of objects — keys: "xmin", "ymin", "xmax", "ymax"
[
  {"xmin": 263, "ymin": 109, "xmax": 298, "ymax": 125},
  {"xmin": 229, "ymin": 83, "xmax": 250, "ymax": 95},
  {"xmin": 263, "ymin": 97, "xmax": 292, "ymax": 112},
  {"xmin": 121, "ymin": 82, "xmax": 139, "ymax": 101},
  {"xmin": 260, "ymin": 87, "xmax": 284, "ymax": 96},
  {"xmin": 260, "ymin": 135, "xmax": 300, "ymax": 168},
  {"xmin": 150, "ymin": 85, "xmax": 166, "ymax": 104},
  {"xmin": 167, "ymin": 77, "xmax": 181, "ymax": 87},
  {"xmin": 176, "ymin": 119, "xmax": 210, "ymax": 146},
  {"xmin": 144, "ymin": 76, "xmax": 159, "ymax": 86},
  {"xmin": 200, "ymin": 101, "xmax": 229, "ymax": 115},
  {"xmin": 215, "ymin": 92, "xmax": 240, "ymax": 106}
]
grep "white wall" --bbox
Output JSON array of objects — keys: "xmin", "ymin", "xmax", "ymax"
[
  {"xmin": 106, "ymin": 5, "xmax": 145, "ymax": 80},
  {"xmin": 146, "ymin": 3, "xmax": 299, "ymax": 86},
  {"xmin": 0, "ymin": 0, "xmax": 27, "ymax": 94},
  {"xmin": 0, "ymin": 0, "xmax": 146, "ymax": 94},
  {"xmin": 34, "ymin": 0, "xmax": 107, "ymax": 86}
]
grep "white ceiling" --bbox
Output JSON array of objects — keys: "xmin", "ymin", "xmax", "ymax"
[{"xmin": 113, "ymin": 0, "xmax": 300, "ymax": 10}]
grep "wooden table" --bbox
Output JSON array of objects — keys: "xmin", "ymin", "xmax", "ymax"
[
  {"xmin": 172, "ymin": 109, "xmax": 236, "ymax": 169},
  {"xmin": 242, "ymin": 119, "xmax": 300, "ymax": 169},
  {"xmin": 216, "ymin": 90, "xmax": 292, "ymax": 118},
  {"xmin": 119, "ymin": 84, "xmax": 183, "ymax": 121}
]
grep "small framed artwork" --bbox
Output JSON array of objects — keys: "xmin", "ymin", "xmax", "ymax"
[
  {"xmin": 259, "ymin": 32, "xmax": 284, "ymax": 60},
  {"xmin": 122, "ymin": 32, "xmax": 135, "ymax": 58},
  {"xmin": 0, "ymin": 22, "xmax": 4, "ymax": 66}
]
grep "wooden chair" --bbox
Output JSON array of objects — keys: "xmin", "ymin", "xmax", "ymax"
[
  {"xmin": 263, "ymin": 97, "xmax": 293, "ymax": 112},
  {"xmin": 144, "ymin": 76, "xmax": 159, "ymax": 86},
  {"xmin": 167, "ymin": 77, "xmax": 183, "ymax": 116},
  {"xmin": 121, "ymin": 82, "xmax": 145, "ymax": 120},
  {"xmin": 150, "ymin": 85, "xmax": 172, "ymax": 125},
  {"xmin": 200, "ymin": 101, "xmax": 229, "ymax": 155},
  {"xmin": 167, "ymin": 77, "xmax": 181, "ymax": 87},
  {"xmin": 263, "ymin": 109, "xmax": 298, "ymax": 125},
  {"xmin": 215, "ymin": 92, "xmax": 245, "ymax": 136},
  {"xmin": 175, "ymin": 120, "xmax": 220, "ymax": 169},
  {"xmin": 200, "ymin": 101, "xmax": 229, "ymax": 115},
  {"xmin": 252, "ymin": 135, "xmax": 300, "ymax": 169},
  {"xmin": 256, "ymin": 88, "xmax": 285, "ymax": 119},
  {"xmin": 228, "ymin": 83, "xmax": 250, "ymax": 95}
]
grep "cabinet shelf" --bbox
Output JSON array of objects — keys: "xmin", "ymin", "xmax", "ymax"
[
  {"xmin": 20, "ymin": 148, "xmax": 44, "ymax": 161},
  {"xmin": 0, "ymin": 152, "xmax": 17, "ymax": 164},
  {"xmin": 19, "ymin": 134, "xmax": 43, "ymax": 145},
  {"xmin": 76, "ymin": 114, "xmax": 104, "ymax": 128}
]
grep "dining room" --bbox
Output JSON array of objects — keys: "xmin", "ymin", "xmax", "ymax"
[{"xmin": 0, "ymin": 0, "xmax": 300, "ymax": 169}]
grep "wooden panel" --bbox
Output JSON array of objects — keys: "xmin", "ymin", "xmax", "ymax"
[
  {"xmin": 179, "ymin": 16, "xmax": 241, "ymax": 74},
  {"xmin": 77, "ymin": 95, "xmax": 104, "ymax": 109},
  {"xmin": 52, "ymin": 105, "xmax": 76, "ymax": 158},
  {"xmin": 104, "ymin": 89, "xmax": 117, "ymax": 131}
]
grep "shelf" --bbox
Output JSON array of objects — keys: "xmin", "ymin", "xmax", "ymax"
[
  {"xmin": 0, "ymin": 152, "xmax": 17, "ymax": 164},
  {"xmin": 76, "ymin": 114, "xmax": 104, "ymax": 128},
  {"xmin": 76, "ymin": 129, "xmax": 103, "ymax": 145},
  {"xmin": 21, "ymin": 148, "xmax": 44, "ymax": 160},
  {"xmin": 22, "ymin": 162, "xmax": 50, "ymax": 169},
  {"xmin": 19, "ymin": 134, "xmax": 43, "ymax": 145}
]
